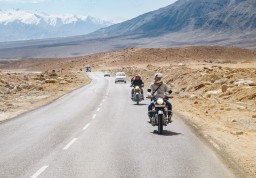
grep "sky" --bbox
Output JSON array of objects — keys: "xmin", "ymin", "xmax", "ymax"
[{"xmin": 0, "ymin": 0, "xmax": 177, "ymax": 23}]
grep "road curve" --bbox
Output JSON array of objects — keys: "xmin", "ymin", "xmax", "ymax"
[{"xmin": 0, "ymin": 72, "xmax": 235, "ymax": 178}]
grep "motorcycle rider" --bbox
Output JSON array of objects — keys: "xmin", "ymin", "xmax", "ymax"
[
  {"xmin": 131, "ymin": 74, "xmax": 144, "ymax": 99},
  {"xmin": 85, "ymin": 64, "xmax": 91, "ymax": 72},
  {"xmin": 148, "ymin": 73, "xmax": 172, "ymax": 123}
]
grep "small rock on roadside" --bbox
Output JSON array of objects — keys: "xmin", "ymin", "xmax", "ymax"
[
  {"xmin": 45, "ymin": 79, "xmax": 58, "ymax": 83},
  {"xmin": 236, "ymin": 131, "xmax": 244, "ymax": 135},
  {"xmin": 60, "ymin": 81, "xmax": 68, "ymax": 84},
  {"xmin": 231, "ymin": 131, "xmax": 244, "ymax": 135},
  {"xmin": 194, "ymin": 83, "xmax": 205, "ymax": 90},
  {"xmin": 214, "ymin": 78, "xmax": 228, "ymax": 85},
  {"xmin": 249, "ymin": 83, "xmax": 256, "ymax": 86},
  {"xmin": 221, "ymin": 84, "xmax": 228, "ymax": 92}
]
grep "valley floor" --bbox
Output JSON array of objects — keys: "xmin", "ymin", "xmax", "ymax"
[{"xmin": 0, "ymin": 46, "xmax": 255, "ymax": 177}]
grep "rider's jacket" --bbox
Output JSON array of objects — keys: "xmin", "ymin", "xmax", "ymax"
[
  {"xmin": 132, "ymin": 79, "xmax": 144, "ymax": 87},
  {"xmin": 150, "ymin": 82, "xmax": 170, "ymax": 99}
]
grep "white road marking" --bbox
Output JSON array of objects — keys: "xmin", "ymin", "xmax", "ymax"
[
  {"xmin": 102, "ymin": 99, "xmax": 105, "ymax": 102},
  {"xmin": 30, "ymin": 165, "xmax": 49, "ymax": 178},
  {"xmin": 92, "ymin": 114, "xmax": 96, "ymax": 119},
  {"xmin": 97, "ymin": 108, "xmax": 100, "ymax": 112},
  {"xmin": 63, "ymin": 138, "xmax": 78, "ymax": 150},
  {"xmin": 99, "ymin": 103, "xmax": 103, "ymax": 106},
  {"xmin": 83, "ymin": 123, "xmax": 91, "ymax": 130}
]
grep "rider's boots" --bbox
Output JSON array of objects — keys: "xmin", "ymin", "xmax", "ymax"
[
  {"xmin": 148, "ymin": 112, "xmax": 154, "ymax": 123},
  {"xmin": 168, "ymin": 111, "xmax": 173, "ymax": 123}
]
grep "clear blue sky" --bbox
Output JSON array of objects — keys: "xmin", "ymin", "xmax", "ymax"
[{"xmin": 0, "ymin": 0, "xmax": 177, "ymax": 22}]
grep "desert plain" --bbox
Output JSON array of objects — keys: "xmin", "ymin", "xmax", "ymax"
[{"xmin": 0, "ymin": 46, "xmax": 256, "ymax": 177}]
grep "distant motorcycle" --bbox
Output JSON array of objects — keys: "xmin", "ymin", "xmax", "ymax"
[
  {"xmin": 147, "ymin": 89, "xmax": 173, "ymax": 134},
  {"xmin": 131, "ymin": 85, "xmax": 144, "ymax": 105},
  {"xmin": 86, "ymin": 67, "xmax": 91, "ymax": 72},
  {"xmin": 85, "ymin": 64, "xmax": 91, "ymax": 72}
]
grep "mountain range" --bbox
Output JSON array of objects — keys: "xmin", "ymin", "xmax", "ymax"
[
  {"xmin": 91, "ymin": 0, "xmax": 256, "ymax": 38},
  {"xmin": 0, "ymin": 0, "xmax": 255, "ymax": 59},
  {"xmin": 0, "ymin": 9, "xmax": 112, "ymax": 42}
]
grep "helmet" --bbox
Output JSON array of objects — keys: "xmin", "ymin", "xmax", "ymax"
[
  {"xmin": 135, "ymin": 74, "xmax": 141, "ymax": 80},
  {"xmin": 154, "ymin": 73, "xmax": 163, "ymax": 78}
]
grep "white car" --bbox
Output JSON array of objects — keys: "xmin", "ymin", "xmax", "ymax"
[
  {"xmin": 104, "ymin": 71, "xmax": 111, "ymax": 77},
  {"xmin": 115, "ymin": 72, "xmax": 127, "ymax": 83}
]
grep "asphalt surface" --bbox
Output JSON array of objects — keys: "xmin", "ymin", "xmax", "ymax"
[{"xmin": 0, "ymin": 72, "xmax": 235, "ymax": 178}]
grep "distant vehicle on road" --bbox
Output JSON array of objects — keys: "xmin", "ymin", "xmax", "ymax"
[
  {"xmin": 104, "ymin": 71, "xmax": 111, "ymax": 77},
  {"xmin": 115, "ymin": 72, "xmax": 126, "ymax": 83},
  {"xmin": 85, "ymin": 64, "xmax": 91, "ymax": 72}
]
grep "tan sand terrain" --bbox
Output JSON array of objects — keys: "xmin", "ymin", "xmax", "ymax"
[
  {"xmin": 0, "ymin": 46, "xmax": 256, "ymax": 177},
  {"xmin": 0, "ymin": 67, "xmax": 90, "ymax": 121}
]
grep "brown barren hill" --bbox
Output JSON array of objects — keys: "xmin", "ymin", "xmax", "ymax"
[
  {"xmin": 2, "ymin": 46, "xmax": 256, "ymax": 71},
  {"xmin": 91, "ymin": 46, "xmax": 256, "ymax": 66}
]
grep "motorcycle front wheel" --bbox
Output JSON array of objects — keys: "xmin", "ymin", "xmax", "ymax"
[
  {"xmin": 136, "ymin": 94, "xmax": 139, "ymax": 105},
  {"xmin": 158, "ymin": 114, "xmax": 163, "ymax": 134}
]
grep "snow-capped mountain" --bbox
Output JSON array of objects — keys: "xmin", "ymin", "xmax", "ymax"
[{"xmin": 0, "ymin": 9, "xmax": 113, "ymax": 42}]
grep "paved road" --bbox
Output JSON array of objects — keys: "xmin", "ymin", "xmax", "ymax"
[{"xmin": 0, "ymin": 72, "xmax": 235, "ymax": 178}]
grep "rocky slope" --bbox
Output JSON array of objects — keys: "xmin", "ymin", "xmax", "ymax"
[{"xmin": 91, "ymin": 0, "xmax": 256, "ymax": 37}]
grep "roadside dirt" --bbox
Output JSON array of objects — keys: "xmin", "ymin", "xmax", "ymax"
[
  {"xmin": 0, "ymin": 46, "xmax": 255, "ymax": 177},
  {"xmin": 0, "ymin": 68, "xmax": 90, "ymax": 121}
]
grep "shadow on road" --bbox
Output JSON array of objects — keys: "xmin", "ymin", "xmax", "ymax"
[
  {"xmin": 152, "ymin": 130, "xmax": 182, "ymax": 136},
  {"xmin": 132, "ymin": 103, "xmax": 148, "ymax": 106}
]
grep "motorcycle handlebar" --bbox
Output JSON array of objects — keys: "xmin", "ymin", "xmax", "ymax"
[
  {"xmin": 146, "ymin": 94, "xmax": 173, "ymax": 100},
  {"xmin": 131, "ymin": 85, "xmax": 144, "ymax": 88}
]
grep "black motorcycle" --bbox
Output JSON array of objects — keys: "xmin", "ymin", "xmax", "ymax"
[
  {"xmin": 147, "ymin": 89, "xmax": 173, "ymax": 134},
  {"xmin": 86, "ymin": 67, "xmax": 91, "ymax": 72}
]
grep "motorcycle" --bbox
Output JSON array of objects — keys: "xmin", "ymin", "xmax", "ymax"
[
  {"xmin": 86, "ymin": 67, "xmax": 91, "ymax": 72},
  {"xmin": 147, "ymin": 89, "xmax": 173, "ymax": 135},
  {"xmin": 131, "ymin": 85, "xmax": 144, "ymax": 105}
]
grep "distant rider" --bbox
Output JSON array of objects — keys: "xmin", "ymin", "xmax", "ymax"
[
  {"xmin": 148, "ymin": 73, "xmax": 172, "ymax": 123},
  {"xmin": 131, "ymin": 74, "xmax": 144, "ymax": 99}
]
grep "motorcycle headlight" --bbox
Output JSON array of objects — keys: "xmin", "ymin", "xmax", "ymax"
[
  {"xmin": 156, "ymin": 98, "xmax": 164, "ymax": 105},
  {"xmin": 135, "ymin": 86, "xmax": 140, "ymax": 90}
]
